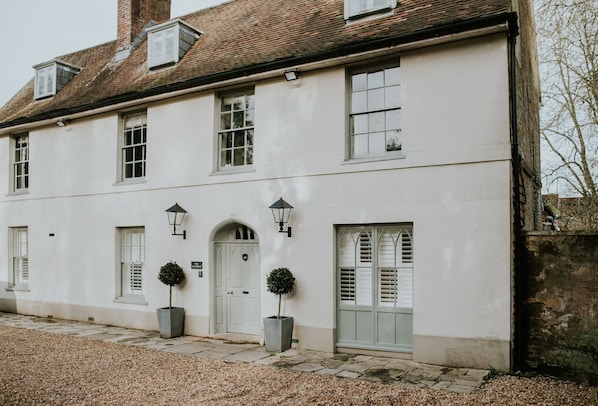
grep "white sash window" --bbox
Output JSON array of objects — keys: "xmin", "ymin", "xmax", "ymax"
[
  {"xmin": 11, "ymin": 228, "xmax": 29, "ymax": 288},
  {"xmin": 118, "ymin": 228, "xmax": 145, "ymax": 301}
]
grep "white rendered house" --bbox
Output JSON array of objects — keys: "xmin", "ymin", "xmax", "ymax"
[{"xmin": 0, "ymin": 0, "xmax": 541, "ymax": 371}]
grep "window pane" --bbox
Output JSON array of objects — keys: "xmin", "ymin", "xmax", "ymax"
[
  {"xmin": 232, "ymin": 96, "xmax": 244, "ymax": 111},
  {"xmin": 369, "ymin": 132, "xmax": 386, "ymax": 154},
  {"xmin": 246, "ymin": 130, "xmax": 254, "ymax": 146},
  {"xmin": 245, "ymin": 109, "xmax": 255, "ymax": 127},
  {"xmin": 386, "ymin": 131, "xmax": 401, "ymax": 152},
  {"xmin": 133, "ymin": 129, "xmax": 142, "ymax": 144},
  {"xmin": 246, "ymin": 95, "xmax": 255, "ymax": 110},
  {"xmin": 353, "ymin": 114, "xmax": 368, "ymax": 135},
  {"xmin": 234, "ymin": 131, "xmax": 245, "ymax": 147},
  {"xmin": 386, "ymin": 109, "xmax": 401, "ymax": 130},
  {"xmin": 233, "ymin": 111, "xmax": 244, "ymax": 129},
  {"xmin": 222, "ymin": 133, "xmax": 232, "ymax": 149},
  {"xmin": 386, "ymin": 66, "xmax": 401, "ymax": 86},
  {"xmin": 134, "ymin": 162, "xmax": 144, "ymax": 177},
  {"xmin": 352, "ymin": 73, "xmax": 367, "ymax": 92},
  {"xmin": 221, "ymin": 150, "xmax": 232, "ymax": 166},
  {"xmin": 233, "ymin": 149, "xmax": 245, "ymax": 166},
  {"xmin": 385, "ymin": 85, "xmax": 401, "ymax": 109},
  {"xmin": 246, "ymin": 146, "xmax": 253, "ymax": 165},
  {"xmin": 221, "ymin": 97, "xmax": 233, "ymax": 111},
  {"xmin": 220, "ymin": 113, "xmax": 232, "ymax": 130},
  {"xmin": 367, "ymin": 88, "xmax": 385, "ymax": 111},
  {"xmin": 369, "ymin": 112, "xmax": 385, "ymax": 132},
  {"xmin": 368, "ymin": 70, "xmax": 384, "ymax": 89},
  {"xmin": 351, "ymin": 91, "xmax": 368, "ymax": 114},
  {"xmin": 134, "ymin": 146, "xmax": 144, "ymax": 160},
  {"xmin": 353, "ymin": 134, "xmax": 369, "ymax": 156}
]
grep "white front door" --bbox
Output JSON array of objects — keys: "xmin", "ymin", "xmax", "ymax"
[{"xmin": 227, "ymin": 243, "xmax": 260, "ymax": 334}]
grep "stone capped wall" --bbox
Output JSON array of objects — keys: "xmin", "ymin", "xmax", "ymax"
[{"xmin": 522, "ymin": 232, "xmax": 598, "ymax": 384}]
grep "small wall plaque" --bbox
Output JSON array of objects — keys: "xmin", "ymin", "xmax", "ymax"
[{"xmin": 191, "ymin": 261, "xmax": 202, "ymax": 269}]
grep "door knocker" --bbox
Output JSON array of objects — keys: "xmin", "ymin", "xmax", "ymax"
[{"xmin": 242, "ymin": 253, "xmax": 249, "ymax": 261}]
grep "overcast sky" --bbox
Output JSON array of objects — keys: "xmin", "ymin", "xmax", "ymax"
[{"xmin": 0, "ymin": 1, "xmax": 225, "ymax": 108}]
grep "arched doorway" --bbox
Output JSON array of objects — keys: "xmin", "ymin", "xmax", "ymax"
[{"xmin": 211, "ymin": 221, "xmax": 261, "ymax": 335}]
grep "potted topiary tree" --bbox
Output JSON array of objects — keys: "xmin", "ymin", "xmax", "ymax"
[
  {"xmin": 263, "ymin": 267, "xmax": 295, "ymax": 352},
  {"xmin": 157, "ymin": 261, "xmax": 186, "ymax": 338}
]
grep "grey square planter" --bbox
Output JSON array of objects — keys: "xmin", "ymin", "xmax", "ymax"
[
  {"xmin": 263, "ymin": 316, "xmax": 293, "ymax": 352},
  {"xmin": 157, "ymin": 307, "xmax": 185, "ymax": 338}
]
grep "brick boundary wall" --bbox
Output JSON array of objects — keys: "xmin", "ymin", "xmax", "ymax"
[{"xmin": 521, "ymin": 232, "xmax": 598, "ymax": 385}]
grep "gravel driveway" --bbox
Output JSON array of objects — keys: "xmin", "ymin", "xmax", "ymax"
[{"xmin": 0, "ymin": 326, "xmax": 595, "ymax": 405}]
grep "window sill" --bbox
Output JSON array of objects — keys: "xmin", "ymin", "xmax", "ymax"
[
  {"xmin": 6, "ymin": 189, "xmax": 30, "ymax": 197},
  {"xmin": 210, "ymin": 167, "xmax": 256, "ymax": 176},
  {"xmin": 342, "ymin": 153, "xmax": 405, "ymax": 165},
  {"xmin": 5, "ymin": 286, "xmax": 29, "ymax": 292},
  {"xmin": 113, "ymin": 178, "xmax": 147, "ymax": 187},
  {"xmin": 114, "ymin": 297, "xmax": 148, "ymax": 306}
]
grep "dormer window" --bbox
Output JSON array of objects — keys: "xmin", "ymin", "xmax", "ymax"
[
  {"xmin": 33, "ymin": 60, "xmax": 81, "ymax": 100},
  {"xmin": 345, "ymin": 0, "xmax": 397, "ymax": 20},
  {"xmin": 147, "ymin": 19, "xmax": 201, "ymax": 69}
]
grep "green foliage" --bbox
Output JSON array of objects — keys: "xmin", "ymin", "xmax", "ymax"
[
  {"xmin": 266, "ymin": 268, "xmax": 295, "ymax": 318},
  {"xmin": 158, "ymin": 261, "xmax": 186, "ymax": 287},
  {"xmin": 266, "ymin": 267, "xmax": 295, "ymax": 296},
  {"xmin": 158, "ymin": 261, "xmax": 186, "ymax": 309}
]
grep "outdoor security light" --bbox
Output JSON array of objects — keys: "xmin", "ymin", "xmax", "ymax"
[
  {"xmin": 269, "ymin": 197, "xmax": 293, "ymax": 237},
  {"xmin": 165, "ymin": 203, "xmax": 187, "ymax": 239},
  {"xmin": 284, "ymin": 68, "xmax": 300, "ymax": 81}
]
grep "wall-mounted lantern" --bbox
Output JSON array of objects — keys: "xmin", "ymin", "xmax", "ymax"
[
  {"xmin": 269, "ymin": 197, "xmax": 293, "ymax": 237},
  {"xmin": 165, "ymin": 203, "xmax": 187, "ymax": 239}
]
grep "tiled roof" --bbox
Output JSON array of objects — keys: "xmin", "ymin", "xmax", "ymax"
[{"xmin": 0, "ymin": 0, "xmax": 513, "ymax": 128}]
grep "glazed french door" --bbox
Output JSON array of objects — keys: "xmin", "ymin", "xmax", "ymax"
[{"xmin": 337, "ymin": 225, "xmax": 413, "ymax": 352}]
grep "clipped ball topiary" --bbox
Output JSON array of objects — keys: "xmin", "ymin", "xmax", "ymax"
[
  {"xmin": 266, "ymin": 267, "xmax": 295, "ymax": 319},
  {"xmin": 158, "ymin": 261, "xmax": 186, "ymax": 309}
]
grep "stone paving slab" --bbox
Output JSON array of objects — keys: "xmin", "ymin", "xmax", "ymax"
[{"xmin": 0, "ymin": 312, "xmax": 489, "ymax": 395}]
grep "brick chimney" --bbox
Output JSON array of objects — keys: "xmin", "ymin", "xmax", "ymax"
[{"xmin": 116, "ymin": 0, "xmax": 171, "ymax": 57}]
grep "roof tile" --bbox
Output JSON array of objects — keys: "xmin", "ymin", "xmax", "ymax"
[{"xmin": 0, "ymin": 0, "xmax": 512, "ymax": 127}]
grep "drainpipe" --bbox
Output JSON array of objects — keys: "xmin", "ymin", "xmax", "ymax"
[{"xmin": 508, "ymin": 16, "xmax": 524, "ymax": 373}]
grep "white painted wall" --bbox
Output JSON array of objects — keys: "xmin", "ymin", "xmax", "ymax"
[{"xmin": 0, "ymin": 34, "xmax": 512, "ymax": 367}]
